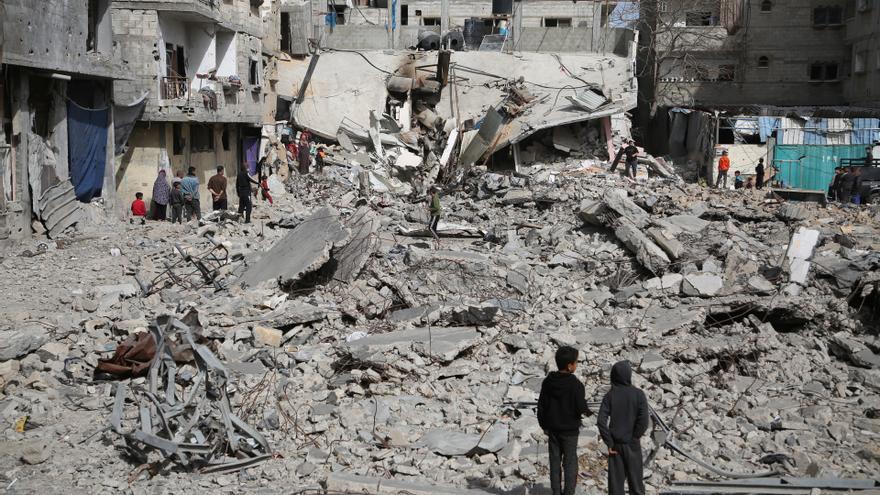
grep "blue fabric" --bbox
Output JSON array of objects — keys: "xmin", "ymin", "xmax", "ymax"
[
  {"xmin": 803, "ymin": 118, "xmax": 827, "ymax": 145},
  {"xmin": 180, "ymin": 175, "xmax": 200, "ymax": 200},
  {"xmin": 757, "ymin": 117, "xmax": 778, "ymax": 143},
  {"xmin": 325, "ymin": 11, "xmax": 337, "ymax": 28},
  {"xmin": 852, "ymin": 118, "xmax": 880, "ymax": 145},
  {"xmin": 391, "ymin": 0, "xmax": 397, "ymax": 32},
  {"xmin": 67, "ymin": 101, "xmax": 108, "ymax": 202}
]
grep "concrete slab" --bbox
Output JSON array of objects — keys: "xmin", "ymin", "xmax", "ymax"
[
  {"xmin": 682, "ymin": 273, "xmax": 724, "ymax": 297},
  {"xmin": 333, "ymin": 206, "xmax": 380, "ymax": 283},
  {"xmin": 417, "ymin": 423, "xmax": 509, "ymax": 456},
  {"xmin": 614, "ymin": 220, "xmax": 671, "ymax": 274},
  {"xmin": 345, "ymin": 326, "xmax": 481, "ymax": 363},
  {"xmin": 239, "ymin": 207, "xmax": 352, "ymax": 287},
  {"xmin": 604, "ymin": 188, "xmax": 650, "ymax": 227}
]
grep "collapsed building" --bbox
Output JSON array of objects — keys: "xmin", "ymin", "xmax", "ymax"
[{"xmin": 0, "ymin": 0, "xmax": 125, "ymax": 241}]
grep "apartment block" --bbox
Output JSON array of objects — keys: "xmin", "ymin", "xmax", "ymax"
[
  {"xmin": 656, "ymin": 0, "xmax": 852, "ymax": 108},
  {"xmin": 276, "ymin": 0, "xmax": 632, "ymax": 54},
  {"xmin": 845, "ymin": 0, "xmax": 880, "ymax": 107},
  {"xmin": 112, "ymin": 0, "xmax": 267, "ymax": 212}
]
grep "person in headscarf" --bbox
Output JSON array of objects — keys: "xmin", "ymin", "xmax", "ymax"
[{"xmin": 151, "ymin": 169, "xmax": 170, "ymax": 221}]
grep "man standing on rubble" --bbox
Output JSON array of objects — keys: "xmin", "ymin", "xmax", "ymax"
[
  {"xmin": 598, "ymin": 360, "xmax": 649, "ymax": 495},
  {"xmin": 838, "ymin": 167, "xmax": 856, "ymax": 203},
  {"xmin": 236, "ymin": 162, "xmax": 260, "ymax": 223},
  {"xmin": 428, "ymin": 186, "xmax": 442, "ymax": 246},
  {"xmin": 715, "ymin": 150, "xmax": 731, "ymax": 189},
  {"xmin": 180, "ymin": 167, "xmax": 201, "ymax": 221},
  {"xmin": 207, "ymin": 166, "xmax": 228, "ymax": 211},
  {"xmin": 537, "ymin": 346, "xmax": 592, "ymax": 495}
]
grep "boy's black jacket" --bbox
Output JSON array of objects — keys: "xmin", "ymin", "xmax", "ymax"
[{"xmin": 537, "ymin": 371, "xmax": 591, "ymax": 434}]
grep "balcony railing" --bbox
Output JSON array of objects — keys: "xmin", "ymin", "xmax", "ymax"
[{"xmin": 162, "ymin": 76, "xmax": 188, "ymax": 99}]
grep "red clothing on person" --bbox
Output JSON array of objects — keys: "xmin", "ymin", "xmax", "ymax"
[
  {"xmin": 718, "ymin": 156, "xmax": 731, "ymax": 172},
  {"xmin": 131, "ymin": 199, "xmax": 147, "ymax": 217}
]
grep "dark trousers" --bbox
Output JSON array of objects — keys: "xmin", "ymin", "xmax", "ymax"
[
  {"xmin": 715, "ymin": 170, "xmax": 728, "ymax": 188},
  {"xmin": 170, "ymin": 204, "xmax": 183, "ymax": 224},
  {"xmin": 608, "ymin": 443, "xmax": 645, "ymax": 495},
  {"xmin": 756, "ymin": 176, "xmax": 764, "ymax": 189},
  {"xmin": 184, "ymin": 200, "xmax": 201, "ymax": 221},
  {"xmin": 626, "ymin": 160, "xmax": 637, "ymax": 179},
  {"xmin": 213, "ymin": 198, "xmax": 228, "ymax": 211},
  {"xmin": 548, "ymin": 432, "xmax": 578, "ymax": 495},
  {"xmin": 238, "ymin": 190, "xmax": 252, "ymax": 223},
  {"xmin": 840, "ymin": 188, "xmax": 852, "ymax": 203},
  {"xmin": 428, "ymin": 215, "xmax": 440, "ymax": 237},
  {"xmin": 151, "ymin": 202, "xmax": 167, "ymax": 221}
]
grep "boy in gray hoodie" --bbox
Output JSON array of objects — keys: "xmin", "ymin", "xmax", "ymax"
[{"xmin": 597, "ymin": 360, "xmax": 649, "ymax": 495}]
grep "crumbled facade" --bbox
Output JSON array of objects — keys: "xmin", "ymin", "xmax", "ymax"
[
  {"xmin": 0, "ymin": 0, "xmax": 124, "ymax": 241},
  {"xmin": 845, "ymin": 0, "xmax": 880, "ymax": 107}
]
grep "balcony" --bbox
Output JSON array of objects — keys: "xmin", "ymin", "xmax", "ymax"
[{"xmin": 161, "ymin": 76, "xmax": 189, "ymax": 99}]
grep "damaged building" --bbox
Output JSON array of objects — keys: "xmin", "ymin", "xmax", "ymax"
[
  {"xmin": 111, "ymin": 0, "xmax": 267, "ymax": 211},
  {"xmin": 640, "ymin": 0, "xmax": 880, "ymax": 188},
  {"xmin": 0, "ymin": 0, "xmax": 124, "ymax": 241}
]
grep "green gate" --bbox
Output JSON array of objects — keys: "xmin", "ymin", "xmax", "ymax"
[{"xmin": 772, "ymin": 145, "xmax": 868, "ymax": 191}]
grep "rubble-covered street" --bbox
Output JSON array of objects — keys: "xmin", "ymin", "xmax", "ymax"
[{"xmin": 1, "ymin": 161, "xmax": 879, "ymax": 493}]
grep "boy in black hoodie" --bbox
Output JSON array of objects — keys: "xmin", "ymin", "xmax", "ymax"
[
  {"xmin": 537, "ymin": 346, "xmax": 591, "ymax": 495},
  {"xmin": 597, "ymin": 360, "xmax": 649, "ymax": 495}
]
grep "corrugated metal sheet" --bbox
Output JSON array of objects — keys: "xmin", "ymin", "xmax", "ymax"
[
  {"xmin": 773, "ymin": 144, "xmax": 866, "ymax": 191},
  {"xmin": 38, "ymin": 180, "xmax": 86, "ymax": 238},
  {"xmin": 566, "ymin": 89, "xmax": 608, "ymax": 112}
]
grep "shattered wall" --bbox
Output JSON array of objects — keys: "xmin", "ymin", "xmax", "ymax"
[
  {"xmin": 1, "ymin": 0, "xmax": 123, "ymax": 78},
  {"xmin": 111, "ymin": 4, "xmax": 264, "ymax": 124}
]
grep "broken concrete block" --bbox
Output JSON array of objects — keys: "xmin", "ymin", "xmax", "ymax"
[
  {"xmin": 19, "ymin": 439, "xmax": 52, "ymax": 465},
  {"xmin": 643, "ymin": 273, "xmax": 683, "ymax": 292},
  {"xmin": 94, "ymin": 283, "xmax": 139, "ymax": 300},
  {"xmin": 418, "ymin": 423, "xmax": 508, "ymax": 456},
  {"xmin": 603, "ymin": 188, "xmax": 650, "ymax": 227},
  {"xmin": 614, "ymin": 220, "xmax": 670, "ymax": 274},
  {"xmin": 502, "ymin": 189, "xmax": 533, "ymax": 205},
  {"xmin": 239, "ymin": 206, "xmax": 352, "ymax": 287},
  {"xmin": 682, "ymin": 273, "xmax": 724, "ymax": 297},
  {"xmin": 0, "ymin": 326, "xmax": 50, "ymax": 361},
  {"xmin": 345, "ymin": 326, "xmax": 481, "ymax": 363},
  {"xmin": 579, "ymin": 327, "xmax": 625, "ymax": 346},
  {"xmin": 784, "ymin": 227, "xmax": 820, "ymax": 285},
  {"xmin": 662, "ymin": 215, "xmax": 710, "ymax": 234},
  {"xmin": 332, "ymin": 206, "xmax": 380, "ymax": 284},
  {"xmin": 748, "ymin": 275, "xmax": 775, "ymax": 294},
  {"xmin": 253, "ymin": 326, "xmax": 283, "ymax": 347},
  {"xmin": 646, "ymin": 227, "xmax": 684, "ymax": 260},
  {"xmin": 577, "ymin": 199, "xmax": 608, "ymax": 226},
  {"xmin": 777, "ymin": 203, "xmax": 810, "ymax": 222}
]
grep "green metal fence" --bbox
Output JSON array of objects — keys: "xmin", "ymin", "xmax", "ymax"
[{"xmin": 772, "ymin": 145, "xmax": 869, "ymax": 192}]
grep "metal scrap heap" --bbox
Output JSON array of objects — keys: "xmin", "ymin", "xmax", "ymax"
[{"xmin": 108, "ymin": 313, "xmax": 272, "ymax": 475}]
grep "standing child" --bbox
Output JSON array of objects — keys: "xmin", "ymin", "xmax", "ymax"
[
  {"xmin": 130, "ymin": 192, "xmax": 147, "ymax": 224},
  {"xmin": 537, "ymin": 346, "xmax": 592, "ymax": 495},
  {"xmin": 427, "ymin": 186, "xmax": 441, "ymax": 247},
  {"xmin": 169, "ymin": 182, "xmax": 184, "ymax": 224},
  {"xmin": 597, "ymin": 361, "xmax": 649, "ymax": 495},
  {"xmin": 259, "ymin": 174, "xmax": 273, "ymax": 205}
]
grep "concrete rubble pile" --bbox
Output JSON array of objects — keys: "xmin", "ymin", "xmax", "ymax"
[{"xmin": 0, "ymin": 157, "xmax": 879, "ymax": 493}]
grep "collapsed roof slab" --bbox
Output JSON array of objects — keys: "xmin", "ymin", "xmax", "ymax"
[{"xmin": 275, "ymin": 49, "xmax": 637, "ymax": 145}]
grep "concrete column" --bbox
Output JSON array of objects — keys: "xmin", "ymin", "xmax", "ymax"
[
  {"xmin": 12, "ymin": 72, "xmax": 32, "ymax": 239},
  {"xmin": 591, "ymin": 2, "xmax": 601, "ymax": 53},
  {"xmin": 440, "ymin": 0, "xmax": 449, "ymax": 49},
  {"xmin": 104, "ymin": 81, "xmax": 116, "ymax": 212},
  {"xmin": 511, "ymin": 0, "xmax": 523, "ymax": 51},
  {"xmin": 50, "ymin": 81, "xmax": 69, "ymax": 182}
]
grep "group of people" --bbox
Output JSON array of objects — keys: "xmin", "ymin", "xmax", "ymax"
[
  {"xmin": 716, "ymin": 151, "xmax": 768, "ymax": 191},
  {"xmin": 829, "ymin": 166, "xmax": 864, "ymax": 204},
  {"xmin": 538, "ymin": 346, "xmax": 649, "ymax": 495},
  {"xmin": 131, "ymin": 163, "xmax": 274, "ymax": 225}
]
